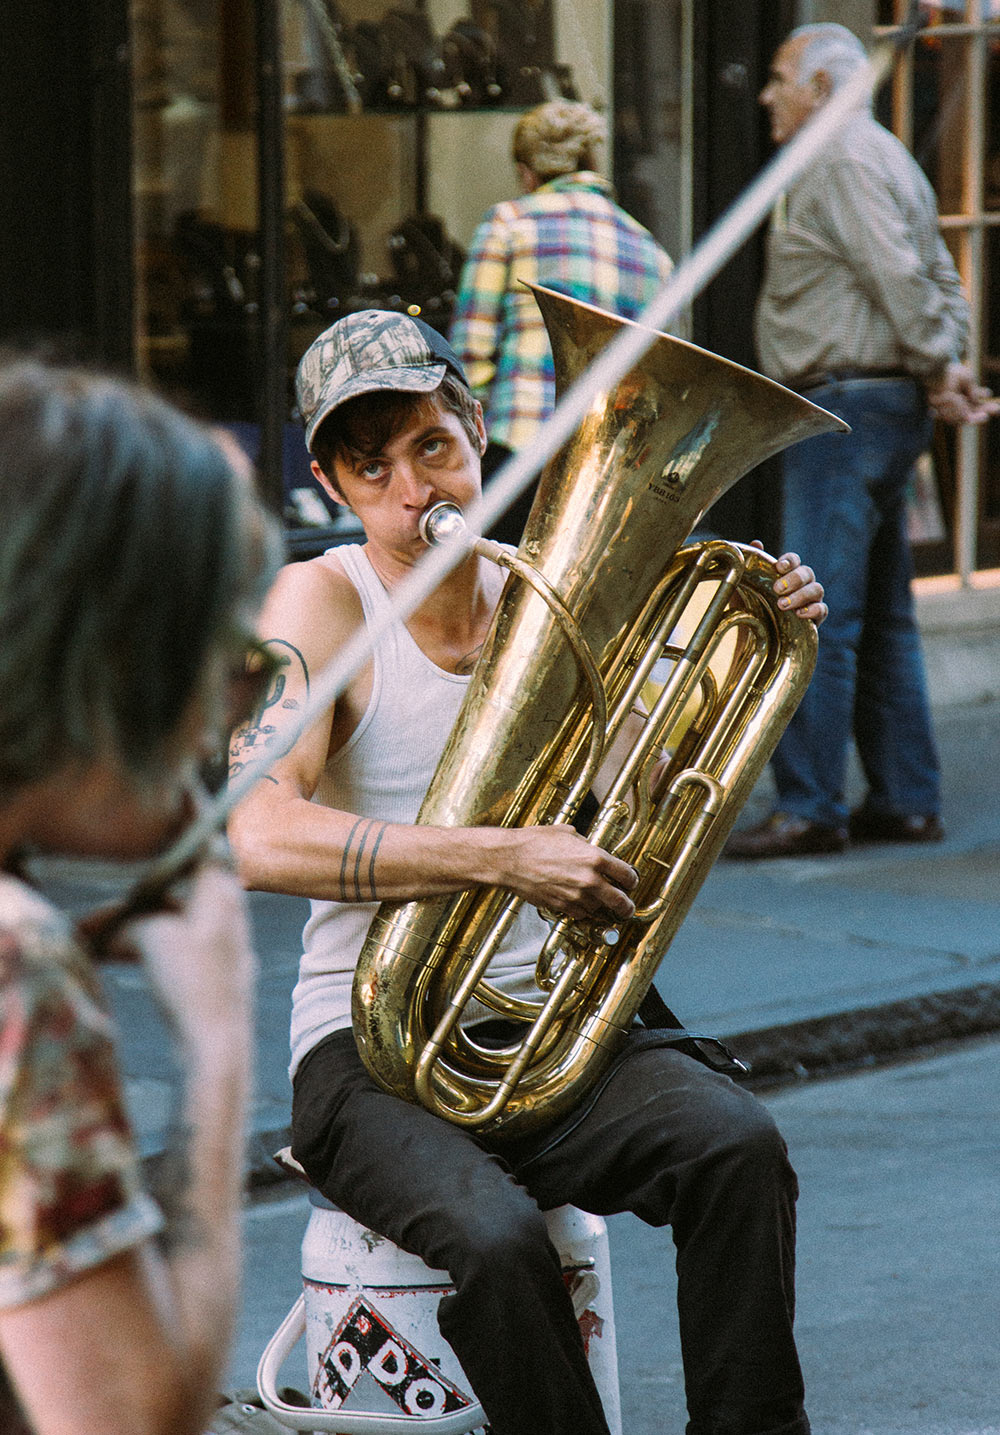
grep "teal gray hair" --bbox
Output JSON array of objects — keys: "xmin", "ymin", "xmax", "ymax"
[{"xmin": 0, "ymin": 361, "xmax": 280, "ymax": 798}]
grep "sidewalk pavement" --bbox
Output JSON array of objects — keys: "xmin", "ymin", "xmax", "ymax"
[{"xmin": 39, "ymin": 694, "xmax": 1000, "ymax": 1189}]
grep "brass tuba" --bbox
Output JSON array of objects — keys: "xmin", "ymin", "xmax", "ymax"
[{"xmin": 351, "ymin": 284, "xmax": 847, "ymax": 1140}]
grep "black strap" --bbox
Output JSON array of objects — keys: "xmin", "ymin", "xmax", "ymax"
[
  {"xmin": 511, "ymin": 988, "xmax": 750, "ymax": 1167},
  {"xmin": 637, "ymin": 981, "xmax": 687, "ymax": 1030},
  {"xmin": 637, "ymin": 983, "xmax": 750, "ymax": 1078}
]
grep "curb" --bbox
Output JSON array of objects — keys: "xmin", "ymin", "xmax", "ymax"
[
  {"xmin": 140, "ymin": 1125, "xmax": 296, "ymax": 1196},
  {"xmin": 244, "ymin": 1128, "xmax": 297, "ymax": 1190},
  {"xmin": 728, "ymin": 979, "xmax": 1000, "ymax": 1088}
]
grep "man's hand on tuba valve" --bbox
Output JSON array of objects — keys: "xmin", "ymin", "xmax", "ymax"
[{"xmin": 490, "ymin": 822, "xmax": 638, "ymax": 922}]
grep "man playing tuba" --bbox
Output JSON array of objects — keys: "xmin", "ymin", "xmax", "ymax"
[{"xmin": 229, "ymin": 308, "xmax": 826, "ymax": 1435}]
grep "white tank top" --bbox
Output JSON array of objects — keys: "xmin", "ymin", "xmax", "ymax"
[{"xmin": 289, "ymin": 544, "xmax": 547, "ymax": 1076}]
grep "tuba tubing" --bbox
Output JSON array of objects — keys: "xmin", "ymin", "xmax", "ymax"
[{"xmin": 351, "ymin": 285, "xmax": 847, "ymax": 1140}]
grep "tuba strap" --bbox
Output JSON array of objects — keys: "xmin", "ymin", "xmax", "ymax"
[
  {"xmin": 511, "ymin": 1012, "xmax": 749, "ymax": 1167},
  {"xmin": 637, "ymin": 983, "xmax": 749, "ymax": 1077},
  {"xmin": 636, "ymin": 981, "xmax": 686, "ymax": 1030}
]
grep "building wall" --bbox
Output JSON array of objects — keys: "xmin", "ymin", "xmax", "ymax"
[
  {"xmin": 685, "ymin": 0, "xmax": 795, "ymax": 550},
  {"xmin": 786, "ymin": 0, "xmax": 1000, "ymax": 690},
  {"xmin": 426, "ymin": 0, "xmax": 612, "ymax": 251},
  {"xmin": 793, "ymin": 0, "xmax": 876, "ymax": 36}
]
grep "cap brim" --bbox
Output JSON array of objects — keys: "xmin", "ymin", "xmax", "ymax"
[{"xmin": 305, "ymin": 362, "xmax": 448, "ymax": 450}]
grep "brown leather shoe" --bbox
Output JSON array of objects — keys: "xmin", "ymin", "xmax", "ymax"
[
  {"xmin": 723, "ymin": 811, "xmax": 848, "ymax": 858},
  {"xmin": 848, "ymin": 809, "xmax": 944, "ymax": 844}
]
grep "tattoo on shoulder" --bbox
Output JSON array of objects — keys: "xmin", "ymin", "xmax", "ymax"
[
  {"xmin": 229, "ymin": 640, "xmax": 310, "ymax": 768},
  {"xmin": 454, "ymin": 643, "xmax": 484, "ymax": 676},
  {"xmin": 339, "ymin": 818, "xmax": 389, "ymax": 901}
]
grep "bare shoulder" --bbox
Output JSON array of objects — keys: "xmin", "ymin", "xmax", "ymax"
[
  {"xmin": 258, "ymin": 550, "xmax": 363, "ymax": 664},
  {"xmin": 231, "ymin": 548, "xmax": 373, "ymax": 782},
  {"xmin": 262, "ymin": 550, "xmax": 361, "ymax": 622},
  {"xmin": 230, "ymin": 552, "xmax": 366, "ymax": 789}
]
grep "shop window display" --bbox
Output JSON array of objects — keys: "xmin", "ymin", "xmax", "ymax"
[{"xmin": 131, "ymin": 0, "xmax": 594, "ymax": 539}]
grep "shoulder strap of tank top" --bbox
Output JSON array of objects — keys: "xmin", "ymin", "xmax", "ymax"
[{"xmin": 332, "ymin": 544, "xmax": 392, "ymax": 629}]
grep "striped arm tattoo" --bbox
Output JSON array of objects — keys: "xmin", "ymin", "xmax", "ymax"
[{"xmin": 338, "ymin": 818, "xmax": 389, "ymax": 901}]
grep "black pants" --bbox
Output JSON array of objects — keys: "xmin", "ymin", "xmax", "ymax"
[{"xmin": 291, "ymin": 1028, "xmax": 808, "ymax": 1435}]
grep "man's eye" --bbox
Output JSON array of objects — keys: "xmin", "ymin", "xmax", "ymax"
[
  {"xmin": 422, "ymin": 438, "xmax": 446, "ymax": 458},
  {"xmin": 359, "ymin": 461, "xmax": 386, "ymax": 480}
]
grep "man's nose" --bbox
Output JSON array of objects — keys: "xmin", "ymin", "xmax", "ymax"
[{"xmin": 396, "ymin": 461, "xmax": 434, "ymax": 505}]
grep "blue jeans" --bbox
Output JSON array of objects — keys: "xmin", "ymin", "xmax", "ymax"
[{"xmin": 771, "ymin": 377, "xmax": 940, "ymax": 829}]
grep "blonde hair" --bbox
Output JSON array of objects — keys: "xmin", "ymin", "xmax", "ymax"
[{"xmin": 512, "ymin": 101, "xmax": 607, "ymax": 182}]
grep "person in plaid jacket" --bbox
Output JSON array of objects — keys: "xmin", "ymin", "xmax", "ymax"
[{"xmin": 449, "ymin": 99, "xmax": 673, "ymax": 543}]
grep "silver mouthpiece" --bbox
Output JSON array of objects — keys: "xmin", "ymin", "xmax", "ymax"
[{"xmin": 419, "ymin": 501, "xmax": 471, "ymax": 548}]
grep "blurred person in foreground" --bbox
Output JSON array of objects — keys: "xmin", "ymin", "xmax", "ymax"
[
  {"xmin": 228, "ymin": 307, "xmax": 828, "ymax": 1435},
  {"xmin": 727, "ymin": 23, "xmax": 999, "ymax": 860},
  {"xmin": 448, "ymin": 98, "xmax": 673, "ymax": 544},
  {"xmin": 0, "ymin": 361, "xmax": 279, "ymax": 1434}
]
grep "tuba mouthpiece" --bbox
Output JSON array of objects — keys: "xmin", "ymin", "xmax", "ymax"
[{"xmin": 419, "ymin": 501, "xmax": 470, "ymax": 548}]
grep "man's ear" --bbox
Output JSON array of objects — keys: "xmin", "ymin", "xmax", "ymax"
[
  {"xmin": 516, "ymin": 161, "xmax": 540, "ymax": 194},
  {"xmin": 811, "ymin": 69, "xmax": 833, "ymax": 104},
  {"xmin": 311, "ymin": 457, "xmax": 349, "ymax": 507},
  {"xmin": 473, "ymin": 401, "xmax": 488, "ymax": 455}
]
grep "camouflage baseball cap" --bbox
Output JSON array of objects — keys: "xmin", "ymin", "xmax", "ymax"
[{"xmin": 296, "ymin": 309, "xmax": 471, "ymax": 452}]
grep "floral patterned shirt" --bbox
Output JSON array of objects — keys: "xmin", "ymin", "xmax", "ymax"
[{"xmin": 0, "ymin": 873, "xmax": 163, "ymax": 1428}]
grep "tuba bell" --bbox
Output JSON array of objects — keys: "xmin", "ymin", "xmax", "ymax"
[{"xmin": 351, "ymin": 284, "xmax": 847, "ymax": 1140}]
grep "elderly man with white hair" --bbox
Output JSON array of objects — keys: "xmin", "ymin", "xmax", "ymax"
[{"xmin": 727, "ymin": 22, "xmax": 999, "ymax": 860}]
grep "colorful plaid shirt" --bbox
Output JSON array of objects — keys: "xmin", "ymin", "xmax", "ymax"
[
  {"xmin": 0, "ymin": 875, "xmax": 162, "ymax": 1429},
  {"xmin": 449, "ymin": 172, "xmax": 673, "ymax": 451}
]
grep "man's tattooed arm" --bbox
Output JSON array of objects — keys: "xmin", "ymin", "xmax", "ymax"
[
  {"xmin": 229, "ymin": 639, "xmax": 309, "ymax": 780},
  {"xmin": 228, "ymin": 637, "xmax": 391, "ymax": 902},
  {"xmin": 338, "ymin": 817, "xmax": 390, "ymax": 901}
]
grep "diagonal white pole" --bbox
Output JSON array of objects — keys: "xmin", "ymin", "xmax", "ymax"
[{"xmin": 134, "ymin": 36, "xmax": 900, "ymax": 894}]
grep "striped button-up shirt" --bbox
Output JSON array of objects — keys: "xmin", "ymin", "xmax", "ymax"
[
  {"xmin": 755, "ymin": 109, "xmax": 969, "ymax": 387},
  {"xmin": 449, "ymin": 172, "xmax": 673, "ymax": 451}
]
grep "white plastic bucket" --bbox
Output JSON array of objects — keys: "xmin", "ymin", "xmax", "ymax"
[{"xmin": 290, "ymin": 1194, "xmax": 622, "ymax": 1434}]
